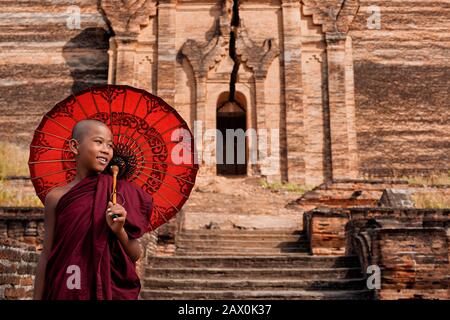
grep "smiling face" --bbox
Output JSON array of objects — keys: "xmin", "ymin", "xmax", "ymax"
[{"xmin": 70, "ymin": 121, "xmax": 114, "ymax": 174}]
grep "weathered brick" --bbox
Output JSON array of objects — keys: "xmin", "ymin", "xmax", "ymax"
[{"xmin": 4, "ymin": 287, "xmax": 27, "ymax": 300}]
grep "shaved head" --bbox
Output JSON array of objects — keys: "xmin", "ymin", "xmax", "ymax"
[
  {"xmin": 69, "ymin": 119, "xmax": 114, "ymax": 172},
  {"xmin": 71, "ymin": 119, "xmax": 110, "ymax": 143}
]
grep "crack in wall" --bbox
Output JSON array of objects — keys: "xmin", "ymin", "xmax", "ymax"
[{"xmin": 228, "ymin": 0, "xmax": 240, "ymax": 103}]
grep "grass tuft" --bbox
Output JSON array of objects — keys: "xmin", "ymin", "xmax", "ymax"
[
  {"xmin": 259, "ymin": 179, "xmax": 314, "ymax": 194},
  {"xmin": 0, "ymin": 141, "xmax": 29, "ymax": 178}
]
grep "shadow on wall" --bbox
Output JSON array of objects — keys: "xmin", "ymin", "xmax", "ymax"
[{"xmin": 62, "ymin": 27, "xmax": 111, "ymax": 94}]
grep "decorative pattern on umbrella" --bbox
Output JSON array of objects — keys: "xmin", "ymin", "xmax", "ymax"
[{"xmin": 28, "ymin": 85, "xmax": 199, "ymax": 231}]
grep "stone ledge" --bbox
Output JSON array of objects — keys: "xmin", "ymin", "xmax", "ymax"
[
  {"xmin": 358, "ymin": 227, "xmax": 449, "ymax": 300},
  {"xmin": 305, "ymin": 208, "xmax": 450, "ymax": 257},
  {"xmin": 0, "ymin": 207, "xmax": 44, "ymax": 220},
  {"xmin": 304, "ymin": 209, "xmax": 350, "ymax": 256}
]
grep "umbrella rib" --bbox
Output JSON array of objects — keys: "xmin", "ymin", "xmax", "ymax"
[
  {"xmin": 145, "ymin": 122, "xmax": 187, "ymax": 145},
  {"xmin": 119, "ymin": 93, "xmax": 144, "ymax": 144},
  {"xmin": 152, "ymin": 193, "xmax": 178, "ymax": 221},
  {"xmin": 124, "ymin": 111, "xmax": 172, "ymax": 151},
  {"xmin": 30, "ymin": 168, "xmax": 76, "ymax": 181},
  {"xmin": 135, "ymin": 150, "xmax": 200, "ymax": 165},
  {"xmin": 60, "ymin": 100, "xmax": 82, "ymax": 123},
  {"xmin": 132, "ymin": 123, "xmax": 187, "ymax": 159},
  {"xmin": 88, "ymin": 87, "xmax": 101, "ymax": 114},
  {"xmin": 117, "ymin": 88, "xmax": 127, "ymax": 139},
  {"xmin": 140, "ymin": 136, "xmax": 193, "ymax": 152},
  {"xmin": 71, "ymin": 92, "xmax": 90, "ymax": 119},
  {"xmin": 134, "ymin": 176, "xmax": 172, "ymax": 224},
  {"xmin": 116, "ymin": 133, "xmax": 142, "ymax": 155},
  {"xmin": 29, "ymin": 159, "xmax": 76, "ymax": 164},
  {"xmin": 136, "ymin": 165, "xmax": 195, "ymax": 186},
  {"xmin": 119, "ymin": 100, "xmax": 159, "ymax": 149},
  {"xmin": 30, "ymin": 145, "xmax": 71, "ymax": 152},
  {"xmin": 108, "ymin": 86, "xmax": 113, "ymax": 135},
  {"xmin": 34, "ymin": 129, "xmax": 70, "ymax": 142},
  {"xmin": 137, "ymin": 170, "xmax": 189, "ymax": 199},
  {"xmin": 55, "ymin": 102, "xmax": 80, "ymax": 125},
  {"xmin": 135, "ymin": 137, "xmax": 194, "ymax": 160},
  {"xmin": 129, "ymin": 136, "xmax": 144, "ymax": 155},
  {"xmin": 44, "ymin": 115, "xmax": 71, "ymax": 133},
  {"xmin": 131, "ymin": 92, "xmax": 144, "ymax": 115},
  {"xmin": 132, "ymin": 124, "xmax": 185, "ymax": 155}
]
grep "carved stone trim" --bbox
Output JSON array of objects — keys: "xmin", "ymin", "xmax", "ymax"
[
  {"xmin": 235, "ymin": 19, "xmax": 280, "ymax": 80},
  {"xmin": 101, "ymin": 0, "xmax": 157, "ymax": 37},
  {"xmin": 301, "ymin": 0, "xmax": 359, "ymax": 34},
  {"xmin": 179, "ymin": 7, "xmax": 231, "ymax": 79}
]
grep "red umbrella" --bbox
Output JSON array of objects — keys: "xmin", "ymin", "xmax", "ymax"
[{"xmin": 28, "ymin": 85, "xmax": 199, "ymax": 231}]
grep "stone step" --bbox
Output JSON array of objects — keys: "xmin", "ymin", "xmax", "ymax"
[
  {"xmin": 175, "ymin": 239, "xmax": 309, "ymax": 248},
  {"xmin": 295, "ymin": 199, "xmax": 378, "ymax": 207},
  {"xmin": 176, "ymin": 234, "xmax": 307, "ymax": 241},
  {"xmin": 140, "ymin": 289, "xmax": 373, "ymax": 300},
  {"xmin": 175, "ymin": 242, "xmax": 309, "ymax": 249},
  {"xmin": 145, "ymin": 267, "xmax": 363, "ymax": 280},
  {"xmin": 301, "ymin": 189, "xmax": 381, "ymax": 200},
  {"xmin": 175, "ymin": 247, "xmax": 310, "ymax": 256},
  {"xmin": 323, "ymin": 181, "xmax": 409, "ymax": 191},
  {"xmin": 147, "ymin": 255, "xmax": 360, "ymax": 269},
  {"xmin": 143, "ymin": 277, "xmax": 367, "ymax": 291},
  {"xmin": 174, "ymin": 251, "xmax": 311, "ymax": 256},
  {"xmin": 180, "ymin": 229, "xmax": 304, "ymax": 236}
]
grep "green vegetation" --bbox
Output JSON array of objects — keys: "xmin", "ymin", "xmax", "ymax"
[
  {"xmin": 0, "ymin": 142, "xmax": 42, "ymax": 206},
  {"xmin": 259, "ymin": 179, "xmax": 313, "ymax": 194},
  {"xmin": 412, "ymin": 191, "xmax": 450, "ymax": 209},
  {"xmin": 0, "ymin": 141, "xmax": 29, "ymax": 178},
  {"xmin": 0, "ymin": 179, "xmax": 43, "ymax": 207},
  {"xmin": 402, "ymin": 171, "xmax": 450, "ymax": 186}
]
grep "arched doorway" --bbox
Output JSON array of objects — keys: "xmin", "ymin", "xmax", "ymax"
[{"xmin": 216, "ymin": 100, "xmax": 247, "ymax": 175}]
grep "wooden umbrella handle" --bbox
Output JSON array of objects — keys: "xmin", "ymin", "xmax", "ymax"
[
  {"xmin": 110, "ymin": 165, "xmax": 119, "ymax": 219},
  {"xmin": 111, "ymin": 165, "xmax": 119, "ymax": 205}
]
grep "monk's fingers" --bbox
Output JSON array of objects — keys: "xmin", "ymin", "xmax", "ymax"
[
  {"xmin": 113, "ymin": 216, "xmax": 126, "ymax": 223},
  {"xmin": 109, "ymin": 211, "xmax": 123, "ymax": 218},
  {"xmin": 111, "ymin": 204, "xmax": 126, "ymax": 212},
  {"xmin": 106, "ymin": 206, "xmax": 123, "ymax": 213},
  {"xmin": 110, "ymin": 206, "xmax": 127, "ymax": 216}
]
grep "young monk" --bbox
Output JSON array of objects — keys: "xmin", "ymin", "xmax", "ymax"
[{"xmin": 33, "ymin": 119, "xmax": 153, "ymax": 300}]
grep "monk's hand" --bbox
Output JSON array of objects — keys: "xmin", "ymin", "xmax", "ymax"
[{"xmin": 106, "ymin": 201, "xmax": 127, "ymax": 235}]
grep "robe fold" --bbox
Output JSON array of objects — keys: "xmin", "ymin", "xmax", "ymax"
[{"xmin": 42, "ymin": 172, "xmax": 153, "ymax": 300}]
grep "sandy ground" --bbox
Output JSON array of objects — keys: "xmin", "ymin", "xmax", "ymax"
[{"xmin": 183, "ymin": 175, "xmax": 307, "ymax": 216}]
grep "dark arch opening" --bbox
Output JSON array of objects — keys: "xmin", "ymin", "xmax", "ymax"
[{"xmin": 216, "ymin": 94, "xmax": 247, "ymax": 176}]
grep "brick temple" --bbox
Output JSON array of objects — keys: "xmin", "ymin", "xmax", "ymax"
[{"xmin": 0, "ymin": 0, "xmax": 449, "ymax": 300}]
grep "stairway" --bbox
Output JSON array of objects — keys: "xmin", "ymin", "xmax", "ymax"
[
  {"xmin": 175, "ymin": 229, "xmax": 310, "ymax": 256},
  {"xmin": 141, "ymin": 229, "xmax": 373, "ymax": 300}
]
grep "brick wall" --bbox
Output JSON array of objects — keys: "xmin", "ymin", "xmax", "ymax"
[
  {"xmin": 0, "ymin": 208, "xmax": 42, "ymax": 300},
  {"xmin": 344, "ymin": 209, "xmax": 450, "ymax": 300},
  {"xmin": 349, "ymin": 1, "xmax": 450, "ymax": 177},
  {"xmin": 0, "ymin": 0, "xmax": 110, "ymax": 145},
  {"xmin": 305, "ymin": 207, "xmax": 450, "ymax": 256},
  {"xmin": 0, "ymin": 1, "xmax": 448, "ymax": 176},
  {"xmin": 304, "ymin": 209, "xmax": 350, "ymax": 255},
  {"xmin": 369, "ymin": 228, "xmax": 449, "ymax": 299},
  {"xmin": 0, "ymin": 238, "xmax": 39, "ymax": 300}
]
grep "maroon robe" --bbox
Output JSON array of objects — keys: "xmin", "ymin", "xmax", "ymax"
[{"xmin": 42, "ymin": 172, "xmax": 153, "ymax": 300}]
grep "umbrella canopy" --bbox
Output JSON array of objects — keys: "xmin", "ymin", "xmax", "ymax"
[{"xmin": 28, "ymin": 85, "xmax": 198, "ymax": 231}]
